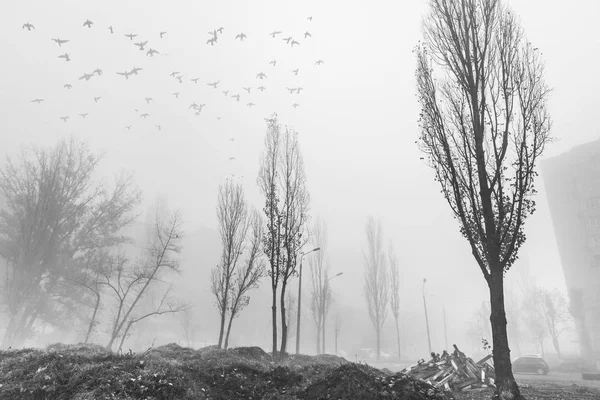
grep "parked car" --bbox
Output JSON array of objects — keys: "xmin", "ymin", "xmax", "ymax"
[
  {"xmin": 512, "ymin": 355, "xmax": 550, "ymax": 375},
  {"xmin": 557, "ymin": 357, "xmax": 595, "ymax": 373}
]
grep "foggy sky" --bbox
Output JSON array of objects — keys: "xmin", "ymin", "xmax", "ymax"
[{"xmin": 1, "ymin": 0, "xmax": 599, "ymax": 353}]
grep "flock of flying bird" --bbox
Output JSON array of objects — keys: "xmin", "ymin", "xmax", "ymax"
[{"xmin": 21, "ymin": 15, "xmax": 325, "ymax": 162}]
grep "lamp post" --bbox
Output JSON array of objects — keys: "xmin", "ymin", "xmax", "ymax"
[
  {"xmin": 296, "ymin": 247, "xmax": 320, "ymax": 355},
  {"xmin": 422, "ymin": 278, "xmax": 432, "ymax": 354},
  {"xmin": 322, "ymin": 272, "xmax": 343, "ymax": 354}
]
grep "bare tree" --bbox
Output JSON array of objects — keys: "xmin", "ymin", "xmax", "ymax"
[
  {"xmin": 522, "ymin": 288, "xmax": 547, "ymax": 356},
  {"xmin": 0, "ymin": 138, "xmax": 140, "ymax": 348},
  {"xmin": 179, "ymin": 306, "xmax": 197, "ymax": 348},
  {"xmin": 363, "ymin": 216, "xmax": 389, "ymax": 361},
  {"xmin": 210, "ymin": 180, "xmax": 248, "ymax": 348},
  {"xmin": 104, "ymin": 205, "xmax": 186, "ymax": 351},
  {"xmin": 333, "ymin": 313, "xmax": 342, "ymax": 356},
  {"xmin": 258, "ymin": 114, "xmax": 310, "ymax": 358},
  {"xmin": 223, "ymin": 210, "xmax": 265, "ymax": 349},
  {"xmin": 416, "ymin": 0, "xmax": 552, "ymax": 397},
  {"xmin": 308, "ymin": 218, "xmax": 331, "ymax": 354},
  {"xmin": 389, "ymin": 243, "xmax": 401, "ymax": 360}
]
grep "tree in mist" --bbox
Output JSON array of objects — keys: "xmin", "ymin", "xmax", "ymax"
[
  {"xmin": 308, "ymin": 218, "xmax": 332, "ymax": 354},
  {"xmin": 223, "ymin": 210, "xmax": 265, "ymax": 349},
  {"xmin": 179, "ymin": 306, "xmax": 197, "ymax": 348},
  {"xmin": 258, "ymin": 114, "xmax": 310, "ymax": 357},
  {"xmin": 522, "ymin": 289, "xmax": 547, "ymax": 356},
  {"xmin": 416, "ymin": 0, "xmax": 552, "ymax": 397},
  {"xmin": 388, "ymin": 244, "xmax": 401, "ymax": 361},
  {"xmin": 104, "ymin": 203, "xmax": 187, "ymax": 351},
  {"xmin": 363, "ymin": 216, "xmax": 389, "ymax": 362},
  {"xmin": 0, "ymin": 138, "xmax": 141, "ymax": 348},
  {"xmin": 333, "ymin": 313, "xmax": 342, "ymax": 356},
  {"xmin": 210, "ymin": 180, "xmax": 248, "ymax": 348}
]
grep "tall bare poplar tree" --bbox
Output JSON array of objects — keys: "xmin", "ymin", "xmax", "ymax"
[
  {"xmin": 363, "ymin": 216, "xmax": 389, "ymax": 361},
  {"xmin": 309, "ymin": 218, "xmax": 331, "ymax": 354},
  {"xmin": 389, "ymin": 244, "xmax": 401, "ymax": 361},
  {"xmin": 258, "ymin": 114, "xmax": 310, "ymax": 357},
  {"xmin": 211, "ymin": 180, "xmax": 249, "ymax": 348},
  {"xmin": 416, "ymin": 0, "xmax": 552, "ymax": 397}
]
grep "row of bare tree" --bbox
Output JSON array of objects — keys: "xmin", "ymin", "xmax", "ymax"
[{"xmin": 0, "ymin": 138, "xmax": 188, "ymax": 352}]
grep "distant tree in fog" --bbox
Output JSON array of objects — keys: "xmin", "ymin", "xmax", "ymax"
[
  {"xmin": 104, "ymin": 202, "xmax": 187, "ymax": 352},
  {"xmin": 333, "ymin": 313, "xmax": 342, "ymax": 356},
  {"xmin": 0, "ymin": 138, "xmax": 141, "ymax": 348},
  {"xmin": 179, "ymin": 306, "xmax": 197, "ymax": 348},
  {"xmin": 223, "ymin": 210, "xmax": 265, "ymax": 349},
  {"xmin": 308, "ymin": 218, "xmax": 331, "ymax": 354},
  {"xmin": 522, "ymin": 288, "xmax": 547, "ymax": 356},
  {"xmin": 258, "ymin": 114, "xmax": 310, "ymax": 358},
  {"xmin": 388, "ymin": 243, "xmax": 401, "ymax": 361},
  {"xmin": 416, "ymin": 0, "xmax": 552, "ymax": 397},
  {"xmin": 210, "ymin": 180, "xmax": 248, "ymax": 349},
  {"xmin": 363, "ymin": 216, "xmax": 389, "ymax": 362}
]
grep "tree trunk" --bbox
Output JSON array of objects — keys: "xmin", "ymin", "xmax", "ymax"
[
  {"xmin": 335, "ymin": 333, "xmax": 338, "ymax": 356},
  {"xmin": 488, "ymin": 269, "xmax": 524, "ymax": 400},
  {"xmin": 376, "ymin": 327, "xmax": 381, "ymax": 362},
  {"xmin": 551, "ymin": 335, "xmax": 561, "ymax": 359},
  {"xmin": 217, "ymin": 288, "xmax": 229, "ymax": 348},
  {"xmin": 315, "ymin": 323, "xmax": 321, "ymax": 354},
  {"xmin": 279, "ymin": 281, "xmax": 288, "ymax": 357},
  {"xmin": 394, "ymin": 318, "xmax": 401, "ymax": 361},
  {"xmin": 117, "ymin": 320, "xmax": 134, "ymax": 354},
  {"xmin": 322, "ymin": 310, "xmax": 326, "ymax": 354},
  {"xmin": 84, "ymin": 292, "xmax": 101, "ymax": 344},
  {"xmin": 271, "ymin": 285, "xmax": 278, "ymax": 356},
  {"xmin": 224, "ymin": 310, "xmax": 236, "ymax": 350}
]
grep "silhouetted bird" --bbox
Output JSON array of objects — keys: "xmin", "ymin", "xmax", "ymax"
[
  {"xmin": 60, "ymin": 116, "xmax": 70, "ymax": 122},
  {"xmin": 291, "ymin": 40, "xmax": 300, "ymax": 47},
  {"xmin": 129, "ymin": 67, "xmax": 143, "ymax": 75},
  {"xmin": 172, "ymin": 92, "xmax": 180, "ymax": 98},
  {"xmin": 190, "ymin": 77, "xmax": 200, "ymax": 84},
  {"xmin": 229, "ymin": 138, "xmax": 235, "ymax": 142},
  {"xmin": 292, "ymin": 68, "xmax": 299, "ymax": 75},
  {"xmin": 156, "ymin": 125, "xmax": 161, "ymax": 131},
  {"xmin": 94, "ymin": 96, "xmax": 102, "ymax": 102},
  {"xmin": 231, "ymin": 94, "xmax": 240, "ymax": 102},
  {"xmin": 146, "ymin": 48, "xmax": 159, "ymax": 57},
  {"xmin": 256, "ymin": 72, "xmax": 267, "ymax": 80},
  {"xmin": 170, "ymin": 71, "xmax": 180, "ymax": 77},
  {"xmin": 257, "ymin": 86, "xmax": 266, "ymax": 91},
  {"xmin": 134, "ymin": 41, "xmax": 148, "ymax": 51},
  {"xmin": 315, "ymin": 60, "xmax": 324, "ymax": 65},
  {"xmin": 247, "ymin": 102, "xmax": 255, "ymax": 107},
  {"xmin": 125, "ymin": 124, "xmax": 132, "ymax": 130},
  {"xmin": 140, "ymin": 113, "xmax": 149, "ymax": 118},
  {"xmin": 83, "ymin": 19, "xmax": 93, "ymax": 28},
  {"xmin": 109, "ymin": 26, "xmax": 114, "ymax": 34},
  {"xmin": 31, "ymin": 98, "xmax": 44, "ymax": 103},
  {"xmin": 286, "ymin": 87, "xmax": 295, "ymax": 94},
  {"xmin": 282, "ymin": 36, "xmax": 293, "ymax": 44},
  {"xmin": 217, "ymin": 117, "xmax": 222, "ymax": 120},
  {"xmin": 307, "ymin": 16, "xmax": 313, "ymax": 21},
  {"xmin": 269, "ymin": 31, "xmax": 282, "ymax": 38},
  {"xmin": 79, "ymin": 73, "xmax": 93, "ymax": 81},
  {"xmin": 93, "ymin": 68, "xmax": 103, "ymax": 75},
  {"xmin": 235, "ymin": 33, "xmax": 247, "ymax": 41},
  {"xmin": 22, "ymin": 22, "xmax": 35, "ymax": 31},
  {"xmin": 222, "ymin": 90, "xmax": 229, "ymax": 96},
  {"xmin": 64, "ymin": 84, "xmax": 73, "ymax": 89},
  {"xmin": 117, "ymin": 71, "xmax": 131, "ymax": 79},
  {"xmin": 243, "ymin": 87, "xmax": 251, "ymax": 94},
  {"xmin": 51, "ymin": 38, "xmax": 69, "ymax": 46},
  {"xmin": 145, "ymin": 97, "xmax": 153, "ymax": 104},
  {"xmin": 217, "ymin": 27, "xmax": 224, "ymax": 34},
  {"xmin": 58, "ymin": 53, "xmax": 71, "ymax": 62},
  {"xmin": 207, "ymin": 37, "xmax": 217, "ymax": 46},
  {"xmin": 125, "ymin": 33, "xmax": 137, "ymax": 40},
  {"xmin": 79, "ymin": 113, "xmax": 89, "ymax": 118},
  {"xmin": 296, "ymin": 87, "xmax": 304, "ymax": 94},
  {"xmin": 269, "ymin": 60, "xmax": 276, "ymax": 66},
  {"xmin": 160, "ymin": 31, "xmax": 167, "ymax": 38},
  {"xmin": 229, "ymin": 157, "xmax": 236, "ymax": 161},
  {"xmin": 292, "ymin": 103, "xmax": 300, "ymax": 108},
  {"xmin": 176, "ymin": 75, "xmax": 183, "ymax": 83},
  {"xmin": 207, "ymin": 81, "xmax": 219, "ymax": 88}
]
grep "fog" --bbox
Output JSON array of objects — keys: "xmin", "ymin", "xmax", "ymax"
[{"xmin": 1, "ymin": 0, "xmax": 599, "ymax": 363}]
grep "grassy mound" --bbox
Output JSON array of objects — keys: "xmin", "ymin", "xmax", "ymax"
[{"xmin": 0, "ymin": 343, "xmax": 453, "ymax": 400}]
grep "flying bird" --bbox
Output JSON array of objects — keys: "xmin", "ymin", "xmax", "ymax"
[
  {"xmin": 235, "ymin": 32, "xmax": 247, "ymax": 41},
  {"xmin": 64, "ymin": 84, "xmax": 73, "ymax": 89},
  {"xmin": 229, "ymin": 157, "xmax": 236, "ymax": 161},
  {"xmin": 22, "ymin": 22, "xmax": 35, "ymax": 31},
  {"xmin": 93, "ymin": 68, "xmax": 103, "ymax": 75},
  {"xmin": 190, "ymin": 77, "xmax": 200, "ymax": 84},
  {"xmin": 256, "ymin": 72, "xmax": 267, "ymax": 80},
  {"xmin": 269, "ymin": 60, "xmax": 276, "ymax": 66},
  {"xmin": 156, "ymin": 125, "xmax": 161, "ymax": 131},
  {"xmin": 217, "ymin": 27, "xmax": 224, "ymax": 34},
  {"xmin": 217, "ymin": 117, "xmax": 222, "ymax": 120},
  {"xmin": 108, "ymin": 26, "xmax": 114, "ymax": 34},
  {"xmin": 116, "ymin": 71, "xmax": 131, "ymax": 79},
  {"xmin": 315, "ymin": 60, "xmax": 324, "ymax": 65},
  {"xmin": 125, "ymin": 33, "xmax": 137, "ymax": 40},
  {"xmin": 229, "ymin": 137, "xmax": 235, "ymax": 142},
  {"xmin": 146, "ymin": 48, "xmax": 159, "ymax": 57},
  {"xmin": 83, "ymin": 19, "xmax": 93, "ymax": 28},
  {"xmin": 257, "ymin": 86, "xmax": 266, "ymax": 91},
  {"xmin": 51, "ymin": 38, "xmax": 69, "ymax": 46},
  {"xmin": 134, "ymin": 41, "xmax": 148, "ymax": 51},
  {"xmin": 231, "ymin": 94, "xmax": 240, "ymax": 102},
  {"xmin": 60, "ymin": 116, "xmax": 70, "ymax": 122},
  {"xmin": 304, "ymin": 31, "xmax": 312, "ymax": 38},
  {"xmin": 94, "ymin": 96, "xmax": 102, "ymax": 103},
  {"xmin": 79, "ymin": 73, "xmax": 94, "ymax": 81},
  {"xmin": 307, "ymin": 16, "xmax": 313, "ymax": 21},
  {"xmin": 291, "ymin": 40, "xmax": 300, "ymax": 47},
  {"xmin": 58, "ymin": 53, "xmax": 71, "ymax": 62},
  {"xmin": 292, "ymin": 103, "xmax": 300, "ymax": 108},
  {"xmin": 140, "ymin": 113, "xmax": 149, "ymax": 118},
  {"xmin": 292, "ymin": 68, "xmax": 299, "ymax": 75},
  {"xmin": 129, "ymin": 67, "xmax": 143, "ymax": 75},
  {"xmin": 172, "ymin": 92, "xmax": 180, "ymax": 98},
  {"xmin": 207, "ymin": 81, "xmax": 219, "ymax": 88},
  {"xmin": 242, "ymin": 87, "xmax": 251, "ymax": 94},
  {"xmin": 286, "ymin": 87, "xmax": 295, "ymax": 94},
  {"xmin": 31, "ymin": 98, "xmax": 44, "ymax": 103},
  {"xmin": 296, "ymin": 87, "xmax": 304, "ymax": 94},
  {"xmin": 145, "ymin": 97, "xmax": 153, "ymax": 104},
  {"xmin": 189, "ymin": 102, "xmax": 199, "ymax": 110},
  {"xmin": 206, "ymin": 37, "xmax": 217, "ymax": 46},
  {"xmin": 282, "ymin": 36, "xmax": 293, "ymax": 44},
  {"xmin": 269, "ymin": 31, "xmax": 282, "ymax": 38},
  {"xmin": 222, "ymin": 90, "xmax": 229, "ymax": 96},
  {"xmin": 176, "ymin": 75, "xmax": 183, "ymax": 83},
  {"xmin": 170, "ymin": 71, "xmax": 180, "ymax": 77},
  {"xmin": 125, "ymin": 124, "xmax": 132, "ymax": 130},
  {"xmin": 160, "ymin": 31, "xmax": 167, "ymax": 38},
  {"xmin": 246, "ymin": 102, "xmax": 255, "ymax": 108},
  {"xmin": 79, "ymin": 113, "xmax": 89, "ymax": 118}
]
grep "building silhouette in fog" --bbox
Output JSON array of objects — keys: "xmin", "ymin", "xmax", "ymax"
[{"xmin": 542, "ymin": 141, "xmax": 600, "ymax": 362}]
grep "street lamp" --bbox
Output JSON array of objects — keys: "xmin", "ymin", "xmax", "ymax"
[
  {"xmin": 296, "ymin": 247, "xmax": 321, "ymax": 355},
  {"xmin": 422, "ymin": 278, "xmax": 432, "ymax": 354},
  {"xmin": 322, "ymin": 271, "xmax": 344, "ymax": 353},
  {"xmin": 328, "ymin": 272, "xmax": 343, "ymax": 281}
]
